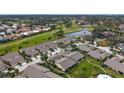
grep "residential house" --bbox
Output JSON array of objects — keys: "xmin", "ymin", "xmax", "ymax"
[
  {"xmin": 1, "ymin": 52, "xmax": 25, "ymax": 67},
  {"xmin": 55, "ymin": 38, "xmax": 72, "ymax": 47},
  {"xmin": 35, "ymin": 44, "xmax": 49, "ymax": 54},
  {"xmin": 49, "ymin": 54, "xmax": 63, "ymax": 62},
  {"xmin": 104, "ymin": 57, "xmax": 124, "ymax": 75},
  {"xmin": 50, "ymin": 51, "xmax": 84, "ymax": 71},
  {"xmin": 65, "ymin": 51, "xmax": 85, "ymax": 63},
  {"xmin": 0, "ymin": 57, "xmax": 6, "ymax": 71},
  {"xmin": 55, "ymin": 58, "xmax": 76, "ymax": 71},
  {"xmin": 88, "ymin": 49, "xmax": 111, "ymax": 61},
  {"xmin": 22, "ymin": 46, "xmax": 39, "ymax": 57},
  {"xmin": 77, "ymin": 44, "xmax": 96, "ymax": 52},
  {"xmin": 22, "ymin": 64, "xmax": 62, "ymax": 78}
]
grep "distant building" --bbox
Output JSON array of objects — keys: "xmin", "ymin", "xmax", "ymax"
[
  {"xmin": 0, "ymin": 31, "xmax": 6, "ymax": 36},
  {"xmin": 119, "ymin": 24, "xmax": 124, "ymax": 33}
]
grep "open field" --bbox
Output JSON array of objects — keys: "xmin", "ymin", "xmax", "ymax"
[{"xmin": 0, "ymin": 22, "xmax": 82, "ymax": 55}]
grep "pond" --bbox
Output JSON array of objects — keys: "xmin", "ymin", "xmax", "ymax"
[{"xmin": 66, "ymin": 28, "xmax": 92, "ymax": 37}]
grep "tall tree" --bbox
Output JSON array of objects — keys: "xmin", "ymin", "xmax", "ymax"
[{"xmin": 55, "ymin": 27, "xmax": 64, "ymax": 38}]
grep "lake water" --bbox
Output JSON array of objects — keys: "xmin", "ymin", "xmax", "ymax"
[{"xmin": 66, "ymin": 28, "xmax": 92, "ymax": 37}]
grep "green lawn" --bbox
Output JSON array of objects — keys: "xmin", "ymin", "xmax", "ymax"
[
  {"xmin": 67, "ymin": 55, "xmax": 124, "ymax": 78},
  {"xmin": 0, "ymin": 22, "xmax": 82, "ymax": 55},
  {"xmin": 67, "ymin": 59, "xmax": 104, "ymax": 78},
  {"xmin": 86, "ymin": 57, "xmax": 124, "ymax": 78},
  {"xmin": 82, "ymin": 25, "xmax": 94, "ymax": 31},
  {"xmin": 104, "ymin": 68, "xmax": 124, "ymax": 78}
]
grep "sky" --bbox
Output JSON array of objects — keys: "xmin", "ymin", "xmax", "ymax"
[{"xmin": 0, "ymin": 0, "xmax": 124, "ymax": 14}]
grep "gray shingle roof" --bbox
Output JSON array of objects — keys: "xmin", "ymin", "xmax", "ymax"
[
  {"xmin": 45, "ymin": 72, "xmax": 62, "ymax": 78},
  {"xmin": 77, "ymin": 44, "xmax": 95, "ymax": 52},
  {"xmin": 49, "ymin": 51, "xmax": 72, "ymax": 62},
  {"xmin": 35, "ymin": 44, "xmax": 49, "ymax": 54},
  {"xmin": 56, "ymin": 58, "xmax": 76, "ymax": 71},
  {"xmin": 66, "ymin": 51, "xmax": 84, "ymax": 62},
  {"xmin": 56, "ymin": 38, "xmax": 72, "ymax": 46},
  {"xmin": 104, "ymin": 57, "xmax": 124, "ymax": 74},
  {"xmin": 43, "ymin": 42, "xmax": 58, "ymax": 49},
  {"xmin": 88, "ymin": 49, "xmax": 111, "ymax": 60},
  {"xmin": 0, "ymin": 58, "xmax": 6, "ymax": 71},
  {"xmin": 22, "ymin": 64, "xmax": 61, "ymax": 78},
  {"xmin": 1, "ymin": 52, "xmax": 24, "ymax": 66},
  {"xmin": 21, "ymin": 38, "xmax": 72, "ymax": 57},
  {"xmin": 49, "ymin": 54, "xmax": 63, "ymax": 62},
  {"xmin": 22, "ymin": 46, "xmax": 39, "ymax": 57}
]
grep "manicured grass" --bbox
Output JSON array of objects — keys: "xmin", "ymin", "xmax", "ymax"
[
  {"xmin": 82, "ymin": 25, "xmax": 94, "ymax": 31},
  {"xmin": 105, "ymin": 68, "xmax": 124, "ymax": 78},
  {"xmin": 67, "ymin": 54, "xmax": 124, "ymax": 78},
  {"xmin": 0, "ymin": 22, "xmax": 82, "ymax": 55},
  {"xmin": 86, "ymin": 57, "xmax": 124, "ymax": 78},
  {"xmin": 67, "ymin": 59, "xmax": 104, "ymax": 78},
  {"xmin": 0, "ymin": 31, "xmax": 55, "ymax": 55},
  {"xmin": 86, "ymin": 56, "xmax": 103, "ymax": 66}
]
